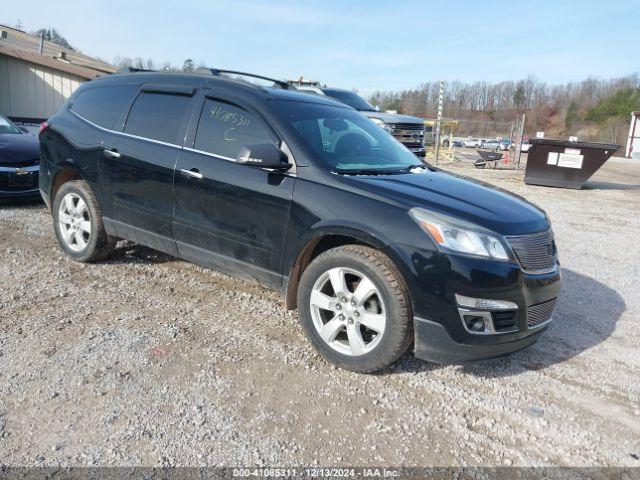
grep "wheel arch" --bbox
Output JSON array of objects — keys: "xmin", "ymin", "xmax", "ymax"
[
  {"xmin": 49, "ymin": 163, "xmax": 85, "ymax": 209},
  {"xmin": 284, "ymin": 227, "xmax": 415, "ymax": 311}
]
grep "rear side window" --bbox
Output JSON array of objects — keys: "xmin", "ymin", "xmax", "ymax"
[
  {"xmin": 194, "ymin": 98, "xmax": 274, "ymax": 159},
  {"xmin": 124, "ymin": 92, "xmax": 192, "ymax": 144},
  {"xmin": 71, "ymin": 85, "xmax": 137, "ymax": 129}
]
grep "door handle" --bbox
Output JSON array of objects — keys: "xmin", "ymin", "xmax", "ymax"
[
  {"xmin": 180, "ymin": 168, "xmax": 203, "ymax": 180},
  {"xmin": 104, "ymin": 149, "xmax": 121, "ymax": 159}
]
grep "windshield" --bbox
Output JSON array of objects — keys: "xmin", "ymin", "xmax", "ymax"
[
  {"xmin": 0, "ymin": 115, "xmax": 22, "ymax": 134},
  {"xmin": 321, "ymin": 89, "xmax": 376, "ymax": 111},
  {"xmin": 272, "ymin": 100, "xmax": 424, "ymax": 174}
]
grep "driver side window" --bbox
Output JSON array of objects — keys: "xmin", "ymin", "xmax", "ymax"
[{"xmin": 194, "ymin": 98, "xmax": 274, "ymax": 159}]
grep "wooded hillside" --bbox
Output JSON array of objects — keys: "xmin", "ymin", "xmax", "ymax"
[{"xmin": 368, "ymin": 74, "xmax": 640, "ymax": 145}]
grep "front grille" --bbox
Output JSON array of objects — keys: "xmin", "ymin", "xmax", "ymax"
[
  {"xmin": 0, "ymin": 171, "xmax": 38, "ymax": 190},
  {"xmin": 391, "ymin": 123, "xmax": 424, "ymax": 131},
  {"xmin": 527, "ymin": 298, "xmax": 557, "ymax": 328},
  {"xmin": 491, "ymin": 310, "xmax": 518, "ymax": 332},
  {"xmin": 506, "ymin": 230, "xmax": 556, "ymax": 273}
]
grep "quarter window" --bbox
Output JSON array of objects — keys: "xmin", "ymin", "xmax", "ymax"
[
  {"xmin": 124, "ymin": 92, "xmax": 192, "ymax": 144},
  {"xmin": 194, "ymin": 98, "xmax": 274, "ymax": 159},
  {"xmin": 71, "ymin": 85, "xmax": 137, "ymax": 129}
]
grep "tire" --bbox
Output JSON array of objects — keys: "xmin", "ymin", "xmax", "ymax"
[
  {"xmin": 297, "ymin": 245, "xmax": 412, "ymax": 373},
  {"xmin": 52, "ymin": 179, "xmax": 117, "ymax": 262},
  {"xmin": 475, "ymin": 160, "xmax": 486, "ymax": 169}
]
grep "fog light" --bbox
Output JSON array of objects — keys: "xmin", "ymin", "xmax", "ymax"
[{"xmin": 464, "ymin": 315, "xmax": 486, "ymax": 332}]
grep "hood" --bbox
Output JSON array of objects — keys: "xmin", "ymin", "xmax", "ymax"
[
  {"xmin": 361, "ymin": 111, "xmax": 424, "ymax": 125},
  {"xmin": 343, "ymin": 170, "xmax": 548, "ymax": 236},
  {"xmin": 0, "ymin": 133, "xmax": 40, "ymax": 165}
]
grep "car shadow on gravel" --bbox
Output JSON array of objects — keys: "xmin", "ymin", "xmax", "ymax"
[
  {"xmin": 390, "ymin": 268, "xmax": 625, "ymax": 378},
  {"xmin": 0, "ymin": 198, "xmax": 45, "ymax": 208},
  {"xmin": 583, "ymin": 181, "xmax": 640, "ymax": 191},
  {"xmin": 105, "ymin": 242, "xmax": 177, "ymax": 265}
]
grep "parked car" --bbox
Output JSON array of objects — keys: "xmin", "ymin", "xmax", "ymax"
[
  {"xmin": 521, "ymin": 141, "xmax": 532, "ymax": 153},
  {"xmin": 462, "ymin": 138, "xmax": 481, "ymax": 148},
  {"xmin": 39, "ymin": 68, "xmax": 561, "ymax": 372},
  {"xmin": 481, "ymin": 139, "xmax": 501, "ymax": 150},
  {"xmin": 0, "ymin": 114, "xmax": 40, "ymax": 200},
  {"xmin": 290, "ymin": 84, "xmax": 426, "ymax": 157},
  {"xmin": 498, "ymin": 139, "xmax": 512, "ymax": 151}
]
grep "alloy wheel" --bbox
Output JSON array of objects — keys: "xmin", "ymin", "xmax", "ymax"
[
  {"xmin": 309, "ymin": 267, "xmax": 386, "ymax": 356},
  {"xmin": 58, "ymin": 193, "xmax": 91, "ymax": 252}
]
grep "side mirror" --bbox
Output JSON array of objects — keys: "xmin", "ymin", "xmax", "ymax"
[{"xmin": 236, "ymin": 144, "xmax": 291, "ymax": 171}]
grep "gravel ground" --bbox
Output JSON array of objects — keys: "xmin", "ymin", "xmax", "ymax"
[{"xmin": 1, "ymin": 158, "xmax": 639, "ymax": 467}]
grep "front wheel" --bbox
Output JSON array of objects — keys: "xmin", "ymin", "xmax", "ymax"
[{"xmin": 297, "ymin": 245, "xmax": 412, "ymax": 373}]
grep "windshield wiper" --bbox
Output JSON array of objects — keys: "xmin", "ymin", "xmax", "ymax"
[{"xmin": 334, "ymin": 168, "xmax": 407, "ymax": 175}]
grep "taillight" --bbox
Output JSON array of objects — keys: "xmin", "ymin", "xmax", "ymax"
[{"xmin": 39, "ymin": 121, "xmax": 49, "ymax": 135}]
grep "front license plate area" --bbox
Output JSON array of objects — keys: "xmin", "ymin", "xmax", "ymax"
[{"xmin": 8, "ymin": 172, "xmax": 36, "ymax": 187}]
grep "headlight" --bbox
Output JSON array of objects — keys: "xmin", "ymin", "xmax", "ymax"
[
  {"xmin": 409, "ymin": 208, "xmax": 510, "ymax": 261},
  {"xmin": 370, "ymin": 117, "xmax": 393, "ymax": 133}
]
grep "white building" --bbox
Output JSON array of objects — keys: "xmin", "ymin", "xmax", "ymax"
[
  {"xmin": 0, "ymin": 24, "xmax": 115, "ymax": 123},
  {"xmin": 626, "ymin": 111, "xmax": 640, "ymax": 159}
]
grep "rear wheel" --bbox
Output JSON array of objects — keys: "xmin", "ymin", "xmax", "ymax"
[
  {"xmin": 52, "ymin": 180, "xmax": 117, "ymax": 262},
  {"xmin": 297, "ymin": 245, "xmax": 412, "ymax": 373}
]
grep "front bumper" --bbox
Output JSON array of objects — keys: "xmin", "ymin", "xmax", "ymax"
[
  {"xmin": 414, "ymin": 316, "xmax": 546, "ymax": 363},
  {"xmin": 389, "ymin": 244, "xmax": 561, "ymax": 363},
  {"xmin": 407, "ymin": 146, "xmax": 426, "ymax": 157},
  {"xmin": 0, "ymin": 164, "xmax": 40, "ymax": 200}
]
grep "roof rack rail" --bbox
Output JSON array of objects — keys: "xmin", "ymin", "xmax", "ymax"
[
  {"xmin": 197, "ymin": 68, "xmax": 290, "ymax": 89},
  {"xmin": 115, "ymin": 67, "xmax": 157, "ymax": 74}
]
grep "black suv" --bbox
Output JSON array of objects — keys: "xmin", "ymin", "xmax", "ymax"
[{"xmin": 39, "ymin": 69, "xmax": 561, "ymax": 372}]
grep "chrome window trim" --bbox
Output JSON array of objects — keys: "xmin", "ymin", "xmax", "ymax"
[
  {"xmin": 183, "ymin": 146, "xmax": 235, "ymax": 162},
  {"xmin": 70, "ymin": 109, "xmax": 183, "ymax": 150},
  {"xmin": 69, "ymin": 108, "xmax": 296, "ymax": 177},
  {"xmin": 70, "ymin": 107, "xmax": 298, "ymax": 174}
]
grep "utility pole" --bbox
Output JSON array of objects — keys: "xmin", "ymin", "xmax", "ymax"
[
  {"xmin": 434, "ymin": 80, "xmax": 444, "ymax": 164},
  {"xmin": 16, "ymin": 19, "xmax": 23, "ymax": 31},
  {"xmin": 516, "ymin": 113, "xmax": 526, "ymax": 170}
]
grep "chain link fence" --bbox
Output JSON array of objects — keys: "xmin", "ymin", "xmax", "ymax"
[{"xmin": 424, "ymin": 117, "xmax": 527, "ymax": 170}]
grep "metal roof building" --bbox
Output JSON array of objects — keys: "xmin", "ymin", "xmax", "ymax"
[{"xmin": 0, "ymin": 24, "xmax": 116, "ymax": 122}]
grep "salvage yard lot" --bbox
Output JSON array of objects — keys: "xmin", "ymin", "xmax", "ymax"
[{"xmin": 1, "ymin": 158, "xmax": 639, "ymax": 467}]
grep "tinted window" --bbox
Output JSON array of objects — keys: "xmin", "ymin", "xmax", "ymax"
[
  {"xmin": 194, "ymin": 98, "xmax": 274, "ymax": 159},
  {"xmin": 124, "ymin": 92, "xmax": 192, "ymax": 144},
  {"xmin": 71, "ymin": 85, "xmax": 137, "ymax": 129}
]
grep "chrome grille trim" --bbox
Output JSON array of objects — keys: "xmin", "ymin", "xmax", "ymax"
[
  {"xmin": 527, "ymin": 298, "xmax": 557, "ymax": 329},
  {"xmin": 505, "ymin": 230, "xmax": 556, "ymax": 273},
  {"xmin": 391, "ymin": 123, "xmax": 424, "ymax": 131}
]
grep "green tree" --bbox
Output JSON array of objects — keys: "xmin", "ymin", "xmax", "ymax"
[
  {"xmin": 565, "ymin": 101, "xmax": 578, "ymax": 130},
  {"xmin": 513, "ymin": 85, "xmax": 525, "ymax": 110},
  {"xmin": 586, "ymin": 88, "xmax": 640, "ymax": 123},
  {"xmin": 34, "ymin": 28, "xmax": 75, "ymax": 51},
  {"xmin": 182, "ymin": 58, "xmax": 195, "ymax": 72}
]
